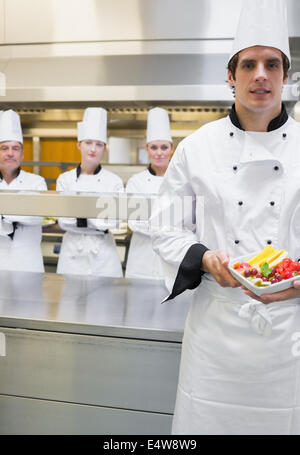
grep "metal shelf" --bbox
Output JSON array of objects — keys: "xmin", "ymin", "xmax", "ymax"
[{"xmin": 0, "ymin": 189, "xmax": 155, "ymax": 220}]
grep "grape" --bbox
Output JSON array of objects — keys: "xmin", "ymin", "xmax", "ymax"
[
  {"xmin": 250, "ymin": 268, "xmax": 258, "ymax": 276},
  {"xmin": 262, "ymin": 276, "xmax": 268, "ymax": 282},
  {"xmin": 269, "ymin": 268, "xmax": 276, "ymax": 277},
  {"xmin": 243, "ymin": 269, "xmax": 252, "ymax": 278},
  {"xmin": 270, "ymin": 278, "xmax": 279, "ymax": 284},
  {"xmin": 256, "ymin": 273, "xmax": 263, "ymax": 279},
  {"xmin": 275, "ymin": 273, "xmax": 282, "ymax": 281}
]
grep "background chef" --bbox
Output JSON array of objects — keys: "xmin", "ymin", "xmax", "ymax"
[
  {"xmin": 151, "ymin": 0, "xmax": 300, "ymax": 435},
  {"xmin": 125, "ymin": 107, "xmax": 174, "ymax": 280},
  {"xmin": 0, "ymin": 109, "xmax": 47, "ymax": 272},
  {"xmin": 56, "ymin": 107, "xmax": 123, "ymax": 277}
]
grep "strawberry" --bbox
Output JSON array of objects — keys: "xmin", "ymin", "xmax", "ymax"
[
  {"xmin": 282, "ymin": 270, "xmax": 293, "ymax": 280},
  {"xmin": 292, "ymin": 262, "xmax": 300, "ymax": 272},
  {"xmin": 276, "ymin": 263, "xmax": 284, "ymax": 274},
  {"xmin": 240, "ymin": 262, "xmax": 251, "ymax": 269},
  {"xmin": 282, "ymin": 258, "xmax": 292, "ymax": 269}
]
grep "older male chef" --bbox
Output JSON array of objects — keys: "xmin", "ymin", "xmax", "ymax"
[
  {"xmin": 151, "ymin": 0, "xmax": 300, "ymax": 435},
  {"xmin": 0, "ymin": 110, "xmax": 47, "ymax": 272},
  {"xmin": 56, "ymin": 107, "xmax": 123, "ymax": 277},
  {"xmin": 125, "ymin": 107, "xmax": 174, "ymax": 279}
]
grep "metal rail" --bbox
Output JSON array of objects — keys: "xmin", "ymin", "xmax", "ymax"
[{"xmin": 0, "ymin": 190, "xmax": 155, "ymax": 220}]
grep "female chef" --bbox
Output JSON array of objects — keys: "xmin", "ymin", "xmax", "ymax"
[
  {"xmin": 125, "ymin": 107, "xmax": 174, "ymax": 279},
  {"xmin": 56, "ymin": 107, "xmax": 123, "ymax": 277},
  {"xmin": 0, "ymin": 110, "xmax": 47, "ymax": 272},
  {"xmin": 151, "ymin": 0, "xmax": 300, "ymax": 435}
]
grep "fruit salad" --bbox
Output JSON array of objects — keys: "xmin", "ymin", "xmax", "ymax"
[{"xmin": 233, "ymin": 245, "xmax": 300, "ymax": 287}]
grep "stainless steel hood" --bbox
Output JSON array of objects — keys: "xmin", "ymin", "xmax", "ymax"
[
  {"xmin": 1, "ymin": 41, "xmax": 300, "ymax": 109},
  {"xmin": 0, "ymin": 41, "xmax": 236, "ymax": 107},
  {"xmin": 0, "ymin": 0, "xmax": 299, "ymax": 108}
]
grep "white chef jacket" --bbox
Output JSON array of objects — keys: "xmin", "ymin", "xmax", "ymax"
[
  {"xmin": 125, "ymin": 166, "xmax": 164, "ymax": 279},
  {"xmin": 56, "ymin": 165, "xmax": 123, "ymax": 277},
  {"xmin": 151, "ymin": 108, "xmax": 300, "ymax": 435},
  {"xmin": 0, "ymin": 169, "xmax": 47, "ymax": 272}
]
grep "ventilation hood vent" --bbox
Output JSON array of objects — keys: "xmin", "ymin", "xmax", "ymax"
[{"xmin": 14, "ymin": 106, "xmax": 230, "ymax": 140}]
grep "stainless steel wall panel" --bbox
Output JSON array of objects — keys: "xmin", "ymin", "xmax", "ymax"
[
  {"xmin": 0, "ymin": 395, "xmax": 172, "ymax": 435},
  {"xmin": 0, "ymin": 327, "xmax": 181, "ymax": 414}
]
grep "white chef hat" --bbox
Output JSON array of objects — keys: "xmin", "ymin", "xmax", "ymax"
[
  {"xmin": 146, "ymin": 107, "xmax": 172, "ymax": 144},
  {"xmin": 77, "ymin": 107, "xmax": 107, "ymax": 143},
  {"xmin": 0, "ymin": 109, "xmax": 23, "ymax": 144},
  {"xmin": 229, "ymin": 0, "xmax": 291, "ymax": 68}
]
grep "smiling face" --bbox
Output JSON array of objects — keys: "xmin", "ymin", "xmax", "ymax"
[
  {"xmin": 77, "ymin": 139, "xmax": 106, "ymax": 170},
  {"xmin": 0, "ymin": 141, "xmax": 24, "ymax": 176},
  {"xmin": 227, "ymin": 46, "xmax": 289, "ymax": 115},
  {"xmin": 146, "ymin": 140, "xmax": 173, "ymax": 174}
]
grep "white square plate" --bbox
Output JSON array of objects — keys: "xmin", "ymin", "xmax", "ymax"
[{"xmin": 228, "ymin": 251, "xmax": 300, "ymax": 296}]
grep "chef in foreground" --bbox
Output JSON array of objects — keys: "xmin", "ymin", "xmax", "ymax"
[
  {"xmin": 0, "ymin": 109, "xmax": 47, "ymax": 272},
  {"xmin": 125, "ymin": 107, "xmax": 173, "ymax": 279},
  {"xmin": 151, "ymin": 0, "xmax": 300, "ymax": 435},
  {"xmin": 56, "ymin": 107, "xmax": 123, "ymax": 277}
]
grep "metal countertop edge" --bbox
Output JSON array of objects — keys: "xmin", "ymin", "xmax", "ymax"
[{"xmin": 0, "ymin": 316, "xmax": 184, "ymax": 344}]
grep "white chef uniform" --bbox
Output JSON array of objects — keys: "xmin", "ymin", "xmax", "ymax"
[
  {"xmin": 56, "ymin": 107, "xmax": 124, "ymax": 278},
  {"xmin": 125, "ymin": 165, "xmax": 164, "ymax": 279},
  {"xmin": 125, "ymin": 107, "xmax": 172, "ymax": 280},
  {"xmin": 151, "ymin": 0, "xmax": 300, "ymax": 435},
  {"xmin": 56, "ymin": 165, "xmax": 123, "ymax": 278},
  {"xmin": 0, "ymin": 110, "xmax": 47, "ymax": 273}
]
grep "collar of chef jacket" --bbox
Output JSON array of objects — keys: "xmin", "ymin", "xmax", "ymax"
[
  {"xmin": 229, "ymin": 103, "xmax": 288, "ymax": 132},
  {"xmin": 147, "ymin": 164, "xmax": 156, "ymax": 176},
  {"xmin": 0, "ymin": 167, "xmax": 21, "ymax": 181},
  {"xmin": 229, "ymin": 103, "xmax": 289, "ymax": 166},
  {"xmin": 76, "ymin": 163, "xmax": 102, "ymax": 180}
]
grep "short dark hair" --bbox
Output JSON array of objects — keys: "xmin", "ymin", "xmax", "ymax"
[{"xmin": 227, "ymin": 51, "xmax": 290, "ymax": 80}]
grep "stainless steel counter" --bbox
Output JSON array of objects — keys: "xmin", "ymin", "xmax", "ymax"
[
  {"xmin": 0, "ymin": 271, "xmax": 190, "ymax": 342},
  {"xmin": 0, "ymin": 271, "xmax": 192, "ymax": 435}
]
